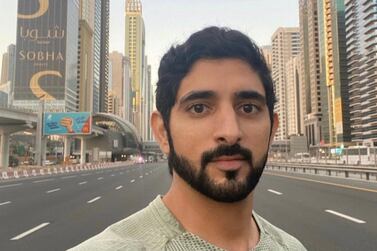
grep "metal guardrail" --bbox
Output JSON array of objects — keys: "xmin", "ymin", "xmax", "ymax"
[{"xmin": 266, "ymin": 162, "xmax": 377, "ymax": 181}]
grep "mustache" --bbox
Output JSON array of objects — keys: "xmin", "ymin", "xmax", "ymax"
[{"xmin": 201, "ymin": 144, "xmax": 253, "ymax": 168}]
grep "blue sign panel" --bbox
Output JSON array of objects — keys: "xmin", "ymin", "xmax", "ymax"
[{"xmin": 43, "ymin": 112, "xmax": 92, "ymax": 135}]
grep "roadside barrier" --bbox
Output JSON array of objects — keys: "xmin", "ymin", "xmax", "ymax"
[
  {"xmin": 267, "ymin": 162, "xmax": 377, "ymax": 181},
  {"xmin": 0, "ymin": 161, "xmax": 133, "ymax": 181}
]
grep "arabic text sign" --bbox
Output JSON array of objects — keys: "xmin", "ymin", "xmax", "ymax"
[{"xmin": 43, "ymin": 112, "xmax": 92, "ymax": 135}]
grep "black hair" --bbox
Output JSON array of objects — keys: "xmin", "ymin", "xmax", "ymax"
[{"xmin": 155, "ymin": 26, "xmax": 276, "ymax": 131}]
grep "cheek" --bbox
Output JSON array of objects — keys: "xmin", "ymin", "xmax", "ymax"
[
  {"xmin": 169, "ymin": 117, "xmax": 207, "ymax": 160},
  {"xmin": 170, "ymin": 120, "xmax": 202, "ymax": 155},
  {"xmin": 243, "ymin": 121, "xmax": 271, "ymax": 156}
]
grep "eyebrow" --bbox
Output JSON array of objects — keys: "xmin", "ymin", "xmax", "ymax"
[
  {"xmin": 235, "ymin": 91, "xmax": 266, "ymax": 104},
  {"xmin": 178, "ymin": 90, "xmax": 217, "ymax": 105},
  {"xmin": 177, "ymin": 90, "xmax": 267, "ymax": 106}
]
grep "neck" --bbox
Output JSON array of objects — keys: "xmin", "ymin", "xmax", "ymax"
[{"xmin": 162, "ymin": 173, "xmax": 260, "ymax": 251}]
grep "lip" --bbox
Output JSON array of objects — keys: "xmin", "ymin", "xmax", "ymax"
[
  {"xmin": 213, "ymin": 155, "xmax": 244, "ymax": 161},
  {"xmin": 211, "ymin": 155, "xmax": 245, "ymax": 171}
]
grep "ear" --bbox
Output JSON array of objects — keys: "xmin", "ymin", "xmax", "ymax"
[
  {"xmin": 151, "ymin": 111, "xmax": 170, "ymax": 154},
  {"xmin": 269, "ymin": 113, "xmax": 279, "ymax": 146}
]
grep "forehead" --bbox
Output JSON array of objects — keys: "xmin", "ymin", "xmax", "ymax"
[{"xmin": 176, "ymin": 58, "xmax": 266, "ymax": 101}]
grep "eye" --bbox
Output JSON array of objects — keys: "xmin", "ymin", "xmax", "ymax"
[
  {"xmin": 188, "ymin": 103, "xmax": 209, "ymax": 115},
  {"xmin": 191, "ymin": 104, "xmax": 205, "ymax": 113},
  {"xmin": 240, "ymin": 104, "xmax": 259, "ymax": 114}
]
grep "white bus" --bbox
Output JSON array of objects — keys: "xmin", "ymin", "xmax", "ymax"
[{"xmin": 340, "ymin": 147, "xmax": 377, "ymax": 165}]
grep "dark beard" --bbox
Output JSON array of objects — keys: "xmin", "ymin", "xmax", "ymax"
[{"xmin": 168, "ymin": 144, "xmax": 268, "ymax": 203}]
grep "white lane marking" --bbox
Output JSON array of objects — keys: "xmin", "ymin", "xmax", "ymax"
[
  {"xmin": 61, "ymin": 175, "xmax": 77, "ymax": 179},
  {"xmin": 97, "ymin": 177, "xmax": 104, "ymax": 180},
  {"xmin": 120, "ymin": 172, "xmax": 124, "ymax": 175},
  {"xmin": 111, "ymin": 174, "xmax": 115, "ymax": 177},
  {"xmin": 268, "ymin": 189, "xmax": 283, "ymax": 195},
  {"xmin": 10, "ymin": 222, "xmax": 50, "ymax": 240},
  {"xmin": 78, "ymin": 181, "xmax": 87, "ymax": 185},
  {"xmin": 0, "ymin": 201, "xmax": 11, "ymax": 206},
  {"xmin": 0, "ymin": 183, "xmax": 22, "ymax": 189},
  {"xmin": 33, "ymin": 178, "xmax": 54, "ymax": 183},
  {"xmin": 325, "ymin": 210, "xmax": 366, "ymax": 224},
  {"xmin": 115, "ymin": 186, "xmax": 123, "ymax": 190},
  {"xmin": 81, "ymin": 173, "xmax": 90, "ymax": 177},
  {"xmin": 130, "ymin": 179, "xmax": 135, "ymax": 183},
  {"xmin": 139, "ymin": 175, "xmax": 143, "ymax": 179},
  {"xmin": 46, "ymin": 188, "xmax": 61, "ymax": 194},
  {"xmin": 145, "ymin": 173, "xmax": 149, "ymax": 175},
  {"xmin": 87, "ymin": 196, "xmax": 101, "ymax": 204}
]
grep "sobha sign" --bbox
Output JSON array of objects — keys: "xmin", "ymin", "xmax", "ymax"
[{"xmin": 14, "ymin": 0, "xmax": 67, "ymax": 101}]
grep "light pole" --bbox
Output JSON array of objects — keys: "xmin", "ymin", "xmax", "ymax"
[{"xmin": 35, "ymin": 97, "xmax": 46, "ymax": 166}]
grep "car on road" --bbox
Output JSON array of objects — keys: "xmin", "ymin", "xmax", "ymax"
[
  {"xmin": 21, "ymin": 158, "xmax": 34, "ymax": 165},
  {"xmin": 134, "ymin": 156, "xmax": 145, "ymax": 164},
  {"xmin": 43, "ymin": 160, "xmax": 56, "ymax": 166}
]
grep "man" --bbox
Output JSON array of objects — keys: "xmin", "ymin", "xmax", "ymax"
[{"xmin": 70, "ymin": 27, "xmax": 307, "ymax": 251}]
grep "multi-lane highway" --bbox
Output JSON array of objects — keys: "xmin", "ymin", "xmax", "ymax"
[
  {"xmin": 255, "ymin": 170, "xmax": 377, "ymax": 251},
  {"xmin": 0, "ymin": 162, "xmax": 376, "ymax": 251}
]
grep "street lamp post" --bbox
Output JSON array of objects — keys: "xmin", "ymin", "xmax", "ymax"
[{"xmin": 35, "ymin": 98, "xmax": 46, "ymax": 166}]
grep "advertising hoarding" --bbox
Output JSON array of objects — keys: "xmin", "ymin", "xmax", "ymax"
[
  {"xmin": 14, "ymin": 0, "xmax": 67, "ymax": 101},
  {"xmin": 43, "ymin": 112, "xmax": 92, "ymax": 136}
]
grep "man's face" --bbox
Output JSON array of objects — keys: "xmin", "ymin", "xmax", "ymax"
[{"xmin": 159, "ymin": 58, "xmax": 278, "ymax": 202}]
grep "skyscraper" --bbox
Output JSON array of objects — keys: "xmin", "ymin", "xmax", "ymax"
[
  {"xmin": 345, "ymin": 0, "xmax": 377, "ymax": 146},
  {"xmin": 77, "ymin": 0, "xmax": 109, "ymax": 114},
  {"xmin": 109, "ymin": 51, "xmax": 122, "ymax": 117},
  {"xmin": 0, "ymin": 44, "xmax": 16, "ymax": 105},
  {"xmin": 92, "ymin": 0, "xmax": 101, "ymax": 113},
  {"xmin": 261, "ymin": 45, "xmax": 272, "ymax": 70},
  {"xmin": 318, "ymin": 0, "xmax": 351, "ymax": 145},
  {"xmin": 1, "ymin": 44, "xmax": 16, "ymax": 85},
  {"xmin": 99, "ymin": 0, "xmax": 109, "ymax": 113},
  {"xmin": 271, "ymin": 27, "xmax": 300, "ymax": 140},
  {"xmin": 125, "ymin": 0, "xmax": 145, "ymax": 133},
  {"xmin": 109, "ymin": 51, "xmax": 131, "ymax": 120},
  {"xmin": 141, "ymin": 58, "xmax": 152, "ymax": 141},
  {"xmin": 78, "ymin": 0, "xmax": 94, "ymax": 112},
  {"xmin": 14, "ymin": 0, "xmax": 79, "ymax": 112},
  {"xmin": 0, "ymin": 52, "xmax": 9, "ymax": 85},
  {"xmin": 123, "ymin": 57, "xmax": 133, "ymax": 122},
  {"xmin": 299, "ymin": 0, "xmax": 323, "ymax": 146},
  {"xmin": 286, "ymin": 56, "xmax": 302, "ymax": 137}
]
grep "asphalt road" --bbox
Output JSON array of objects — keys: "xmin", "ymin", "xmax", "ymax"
[{"xmin": 0, "ymin": 162, "xmax": 376, "ymax": 251}]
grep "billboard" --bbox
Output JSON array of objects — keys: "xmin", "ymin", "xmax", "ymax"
[
  {"xmin": 14, "ymin": 0, "xmax": 67, "ymax": 101},
  {"xmin": 43, "ymin": 112, "xmax": 92, "ymax": 136}
]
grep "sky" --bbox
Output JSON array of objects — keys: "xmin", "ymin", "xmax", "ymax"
[{"xmin": 0, "ymin": 0, "xmax": 299, "ymax": 85}]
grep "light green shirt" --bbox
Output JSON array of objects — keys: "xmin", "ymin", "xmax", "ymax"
[{"xmin": 68, "ymin": 196, "xmax": 307, "ymax": 251}]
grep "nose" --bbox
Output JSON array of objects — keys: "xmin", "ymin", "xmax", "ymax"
[{"xmin": 213, "ymin": 106, "xmax": 242, "ymax": 145}]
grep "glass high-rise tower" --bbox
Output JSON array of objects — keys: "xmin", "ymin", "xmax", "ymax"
[
  {"xmin": 318, "ymin": 0, "xmax": 351, "ymax": 145},
  {"xmin": 125, "ymin": 0, "xmax": 145, "ymax": 134},
  {"xmin": 299, "ymin": 0, "xmax": 323, "ymax": 146},
  {"xmin": 271, "ymin": 27, "xmax": 300, "ymax": 140},
  {"xmin": 345, "ymin": 0, "xmax": 377, "ymax": 146}
]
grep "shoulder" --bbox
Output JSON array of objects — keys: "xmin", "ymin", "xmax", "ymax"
[
  {"xmin": 254, "ymin": 213, "xmax": 307, "ymax": 251},
  {"xmin": 68, "ymin": 197, "xmax": 175, "ymax": 251}
]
